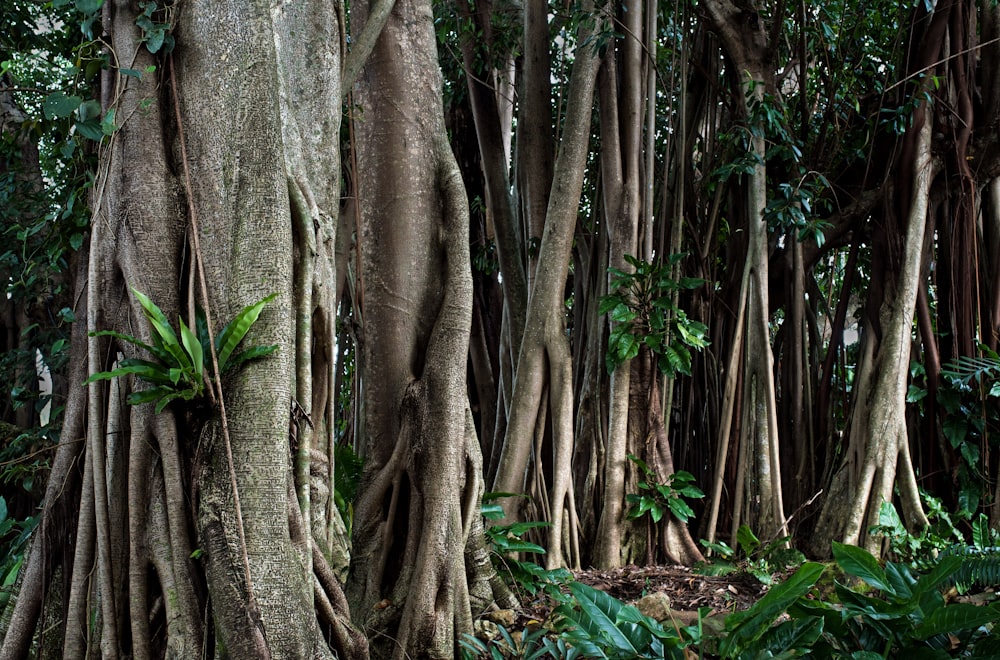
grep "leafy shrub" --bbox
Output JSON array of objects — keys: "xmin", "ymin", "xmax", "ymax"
[
  {"xmin": 482, "ymin": 493, "xmax": 572, "ymax": 600},
  {"xmin": 551, "ymin": 581, "xmax": 688, "ymax": 659},
  {"xmin": 787, "ymin": 543, "xmax": 1000, "ymax": 658},
  {"xmin": 625, "ymin": 454, "xmax": 703, "ymax": 525},
  {"xmin": 600, "ymin": 254, "xmax": 708, "ymax": 377}
]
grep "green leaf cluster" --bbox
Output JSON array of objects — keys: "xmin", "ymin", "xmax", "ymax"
[
  {"xmin": 482, "ymin": 493, "xmax": 572, "ymax": 600},
  {"xmin": 600, "ymin": 254, "xmax": 708, "ymax": 377},
  {"xmin": 0, "ymin": 496, "xmax": 37, "ymax": 613},
  {"xmin": 552, "ymin": 582, "xmax": 687, "ymax": 659},
  {"xmin": 86, "ymin": 289, "xmax": 278, "ymax": 413},
  {"xmin": 698, "ymin": 524, "xmax": 805, "ymax": 585},
  {"xmin": 625, "ymin": 454, "xmax": 703, "ymax": 525}
]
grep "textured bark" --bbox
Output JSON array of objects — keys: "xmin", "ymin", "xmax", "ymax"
[
  {"xmin": 811, "ymin": 115, "xmax": 936, "ymax": 556},
  {"xmin": 700, "ymin": 0, "xmax": 787, "ymax": 541},
  {"xmin": 491, "ymin": 1, "xmax": 604, "ymax": 518},
  {"xmin": 1, "ymin": 1, "xmax": 360, "ymax": 657},
  {"xmin": 345, "ymin": 1, "xmax": 501, "ymax": 657}
]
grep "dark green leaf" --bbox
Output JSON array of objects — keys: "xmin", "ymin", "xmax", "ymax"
[
  {"xmin": 737, "ymin": 525, "xmax": 760, "ymax": 556},
  {"xmin": 832, "ymin": 542, "xmax": 891, "ymax": 593},
  {"xmin": 222, "ymin": 345, "xmax": 279, "ymax": 374},
  {"xmin": 74, "ymin": 120, "xmax": 105, "ymax": 141},
  {"xmin": 76, "ymin": 0, "xmax": 103, "ymax": 12},
  {"xmin": 179, "ymin": 318, "xmax": 204, "ymax": 383},
  {"xmin": 216, "ymin": 293, "xmax": 278, "ymax": 370},
  {"xmin": 721, "ymin": 563, "xmax": 825, "ymax": 657},
  {"xmin": 913, "ymin": 603, "xmax": 1000, "ymax": 639},
  {"xmin": 566, "ymin": 582, "xmax": 638, "ymax": 655},
  {"xmin": 132, "ymin": 289, "xmax": 189, "ymax": 369},
  {"xmin": 43, "ymin": 92, "xmax": 82, "ymax": 120}
]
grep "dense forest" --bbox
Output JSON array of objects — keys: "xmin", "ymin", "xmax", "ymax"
[{"xmin": 1, "ymin": 0, "xmax": 999, "ymax": 657}]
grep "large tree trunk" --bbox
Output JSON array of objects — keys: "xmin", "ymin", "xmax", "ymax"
[
  {"xmin": 1, "ymin": 1, "xmax": 363, "ymax": 658},
  {"xmin": 345, "ymin": 1, "xmax": 507, "ymax": 657},
  {"xmin": 811, "ymin": 112, "xmax": 935, "ymax": 556},
  {"xmin": 491, "ymin": 3, "xmax": 604, "ymax": 549},
  {"xmin": 700, "ymin": 0, "xmax": 788, "ymax": 543}
]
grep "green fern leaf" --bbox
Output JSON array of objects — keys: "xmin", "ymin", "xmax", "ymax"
[
  {"xmin": 132, "ymin": 288, "xmax": 189, "ymax": 369},
  {"xmin": 215, "ymin": 293, "xmax": 278, "ymax": 371}
]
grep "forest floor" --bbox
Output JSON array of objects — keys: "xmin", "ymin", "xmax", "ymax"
[{"xmin": 506, "ymin": 564, "xmax": 771, "ymax": 629}]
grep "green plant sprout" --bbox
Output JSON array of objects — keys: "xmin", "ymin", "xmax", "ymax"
[
  {"xmin": 625, "ymin": 454, "xmax": 704, "ymax": 525},
  {"xmin": 481, "ymin": 493, "xmax": 572, "ymax": 600},
  {"xmin": 86, "ymin": 289, "xmax": 278, "ymax": 413}
]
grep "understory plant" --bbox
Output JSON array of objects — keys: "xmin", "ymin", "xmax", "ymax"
[
  {"xmin": 601, "ymin": 253, "xmax": 708, "ymax": 377},
  {"xmin": 698, "ymin": 524, "xmax": 805, "ymax": 585},
  {"xmin": 625, "ymin": 454, "xmax": 704, "ymax": 526},
  {"xmin": 482, "ymin": 493, "xmax": 572, "ymax": 600},
  {"xmin": 86, "ymin": 288, "xmax": 278, "ymax": 412}
]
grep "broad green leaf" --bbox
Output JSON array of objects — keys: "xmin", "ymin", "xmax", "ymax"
[
  {"xmin": 87, "ymin": 329, "xmax": 168, "ymax": 362},
  {"xmin": 480, "ymin": 502, "xmax": 504, "ymax": 520},
  {"xmin": 567, "ymin": 582, "xmax": 638, "ymax": 656},
  {"xmin": 43, "ymin": 92, "xmax": 82, "ymax": 120},
  {"xmin": 667, "ymin": 498, "xmax": 694, "ymax": 523},
  {"xmin": 179, "ymin": 318, "xmax": 204, "ymax": 384},
  {"xmin": 221, "ymin": 344, "xmax": 278, "ymax": 374},
  {"xmin": 972, "ymin": 513, "xmax": 992, "ymax": 550},
  {"xmin": 721, "ymin": 562, "xmax": 825, "ymax": 657},
  {"xmin": 913, "ymin": 603, "xmax": 1000, "ymax": 639},
  {"xmin": 216, "ymin": 293, "xmax": 278, "ymax": 370},
  {"xmin": 0, "ymin": 497, "xmax": 7, "ymax": 524},
  {"xmin": 84, "ymin": 360, "xmax": 173, "ymax": 386},
  {"xmin": 627, "ymin": 454, "xmax": 652, "ymax": 474},
  {"xmin": 503, "ymin": 521, "xmax": 550, "ymax": 536},
  {"xmin": 911, "ymin": 555, "xmax": 963, "ymax": 600},
  {"xmin": 737, "ymin": 525, "xmax": 760, "ymax": 556},
  {"xmin": 154, "ymin": 389, "xmax": 195, "ymax": 414},
  {"xmin": 126, "ymin": 386, "xmax": 175, "ymax": 406},
  {"xmin": 75, "ymin": 119, "xmax": 104, "ymax": 141},
  {"xmin": 755, "ymin": 615, "xmax": 824, "ymax": 653},
  {"xmin": 832, "ymin": 542, "xmax": 891, "ymax": 593},
  {"xmin": 132, "ymin": 289, "xmax": 189, "ymax": 369},
  {"xmin": 76, "ymin": 0, "xmax": 104, "ymax": 12},
  {"xmin": 494, "ymin": 538, "xmax": 545, "ymax": 554},
  {"xmin": 883, "ymin": 562, "xmax": 914, "ymax": 601}
]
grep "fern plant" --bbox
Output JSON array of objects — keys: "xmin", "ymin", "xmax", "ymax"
[{"xmin": 86, "ymin": 289, "xmax": 278, "ymax": 413}]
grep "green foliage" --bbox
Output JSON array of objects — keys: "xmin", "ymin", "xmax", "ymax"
[
  {"xmin": 332, "ymin": 443, "xmax": 363, "ymax": 536},
  {"xmin": 697, "ymin": 524, "xmax": 805, "ymax": 585},
  {"xmin": 601, "ymin": 254, "xmax": 708, "ymax": 377},
  {"xmin": 872, "ymin": 499, "xmax": 1000, "ymax": 595},
  {"xmin": 625, "ymin": 454, "xmax": 703, "ymax": 525},
  {"xmin": 719, "ymin": 562, "xmax": 826, "ymax": 658},
  {"xmin": 552, "ymin": 582, "xmax": 686, "ymax": 659},
  {"xmin": 717, "ymin": 543, "xmax": 1000, "ymax": 658},
  {"xmin": 788, "ymin": 542, "xmax": 1000, "ymax": 657},
  {"xmin": 909, "ymin": 348, "xmax": 1000, "ymax": 516},
  {"xmin": 135, "ymin": 1, "xmax": 175, "ymax": 54},
  {"xmin": 482, "ymin": 494, "xmax": 572, "ymax": 600},
  {"xmin": 86, "ymin": 289, "xmax": 278, "ymax": 413},
  {"xmin": 0, "ymin": 495, "xmax": 37, "ymax": 612},
  {"xmin": 869, "ymin": 497, "xmax": 964, "ymax": 568},
  {"xmin": 460, "ymin": 624, "xmax": 581, "ymax": 660}
]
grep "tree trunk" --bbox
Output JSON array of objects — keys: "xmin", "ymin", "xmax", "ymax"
[
  {"xmin": 1, "ymin": 1, "xmax": 363, "ymax": 657},
  {"xmin": 345, "ymin": 1, "xmax": 506, "ymax": 657}
]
